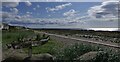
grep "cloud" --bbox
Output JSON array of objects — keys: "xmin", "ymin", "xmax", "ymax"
[
  {"xmin": 22, "ymin": 14, "xmax": 31, "ymax": 18},
  {"xmin": 2, "ymin": 0, "xmax": 32, "ymax": 7},
  {"xmin": 10, "ymin": 8, "xmax": 18, "ymax": 13},
  {"xmin": 103, "ymin": 0, "xmax": 119, "ymax": 1},
  {"xmin": 37, "ymin": 5, "xmax": 40, "ymax": 8},
  {"xmin": 2, "ymin": 11, "xmax": 80, "ymax": 25},
  {"xmin": 32, "ymin": 5, "xmax": 40, "ymax": 11},
  {"xmin": 1, "ymin": 11, "xmax": 22, "ymax": 24},
  {"xmin": 2, "ymin": 0, "xmax": 20, "ymax": 7},
  {"xmin": 48, "ymin": 15, "xmax": 51, "ymax": 17},
  {"xmin": 46, "ymin": 3, "xmax": 72, "ymax": 12},
  {"xmin": 88, "ymin": 28, "xmax": 118, "ymax": 31},
  {"xmin": 33, "ymin": 8, "xmax": 36, "ymax": 10},
  {"xmin": 63, "ymin": 9, "xmax": 77, "ymax": 17},
  {"xmin": 26, "ymin": 11, "xmax": 32, "ymax": 14},
  {"xmin": 2, "ymin": 12, "xmax": 14, "ymax": 18},
  {"xmin": 2, "ymin": 11, "xmax": 32, "ymax": 23},
  {"xmin": 75, "ymin": 16, "xmax": 91, "ymax": 21},
  {"xmin": 25, "ymin": 1, "xmax": 32, "ymax": 6},
  {"xmin": 88, "ymin": 1, "xmax": 119, "ymax": 18},
  {"xmin": 15, "ymin": 15, "xmax": 21, "ymax": 19},
  {"xmin": 2, "ymin": 12, "xmax": 21, "ymax": 20}
]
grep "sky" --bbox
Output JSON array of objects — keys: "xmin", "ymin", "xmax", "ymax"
[
  {"xmin": 2, "ymin": 2, "xmax": 101, "ymax": 18},
  {"xmin": 1, "ymin": 0, "xmax": 119, "ymax": 31},
  {"xmin": 1, "ymin": 0, "xmax": 102, "ymax": 2}
]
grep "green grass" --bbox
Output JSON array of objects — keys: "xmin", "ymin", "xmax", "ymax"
[
  {"xmin": 0, "ymin": 30, "xmax": 2, "ymax": 47},
  {"xmin": 2, "ymin": 29, "xmax": 63, "ymax": 55},
  {"xmin": 2, "ymin": 30, "xmax": 34, "ymax": 44},
  {"xmin": 2, "ymin": 29, "xmax": 64, "ymax": 58},
  {"xmin": 23, "ymin": 39, "xmax": 63, "ymax": 55},
  {"xmin": 2, "ymin": 29, "xmax": 120, "ymax": 62}
]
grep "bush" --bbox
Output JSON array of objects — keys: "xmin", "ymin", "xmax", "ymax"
[
  {"xmin": 55, "ymin": 43, "xmax": 120, "ymax": 62},
  {"xmin": 23, "ymin": 39, "xmax": 63, "ymax": 55},
  {"xmin": 35, "ymin": 34, "xmax": 41, "ymax": 41},
  {"xmin": 95, "ymin": 51, "xmax": 109, "ymax": 62},
  {"xmin": 55, "ymin": 43, "xmax": 96, "ymax": 60}
]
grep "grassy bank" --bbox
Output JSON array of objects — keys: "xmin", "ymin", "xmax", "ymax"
[
  {"xmin": 2, "ymin": 29, "xmax": 120, "ymax": 62},
  {"xmin": 23, "ymin": 39, "xmax": 63, "ymax": 55},
  {"xmin": 2, "ymin": 30, "xmax": 34, "ymax": 44}
]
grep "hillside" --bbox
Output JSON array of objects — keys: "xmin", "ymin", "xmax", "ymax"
[{"xmin": 2, "ymin": 25, "xmax": 120, "ymax": 62}]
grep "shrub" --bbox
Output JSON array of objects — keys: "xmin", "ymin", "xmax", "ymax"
[
  {"xmin": 55, "ymin": 43, "xmax": 120, "ymax": 62},
  {"xmin": 35, "ymin": 34, "xmax": 41, "ymax": 41},
  {"xmin": 55, "ymin": 43, "xmax": 96, "ymax": 60}
]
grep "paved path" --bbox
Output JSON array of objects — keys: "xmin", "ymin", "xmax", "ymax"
[{"xmin": 34, "ymin": 31, "xmax": 120, "ymax": 49}]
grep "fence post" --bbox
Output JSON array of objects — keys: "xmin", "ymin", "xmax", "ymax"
[{"xmin": 28, "ymin": 43, "xmax": 32, "ymax": 58}]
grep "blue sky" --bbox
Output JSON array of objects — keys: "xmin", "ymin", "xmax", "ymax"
[
  {"xmin": 2, "ymin": 1, "xmax": 119, "ymax": 31},
  {"xmin": 2, "ymin": 2, "xmax": 101, "ymax": 18}
]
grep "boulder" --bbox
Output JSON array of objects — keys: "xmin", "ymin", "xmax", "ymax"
[
  {"xmin": 24, "ymin": 53, "xmax": 54, "ymax": 61},
  {"xmin": 77, "ymin": 51, "xmax": 98, "ymax": 61},
  {"xmin": 2, "ymin": 54, "xmax": 25, "ymax": 62},
  {"xmin": 76, "ymin": 51, "xmax": 108, "ymax": 62}
]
